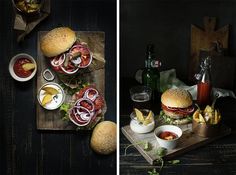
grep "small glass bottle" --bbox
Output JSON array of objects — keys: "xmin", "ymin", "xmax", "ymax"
[
  {"xmin": 196, "ymin": 56, "xmax": 212, "ymax": 107},
  {"xmin": 142, "ymin": 44, "xmax": 161, "ymax": 113}
]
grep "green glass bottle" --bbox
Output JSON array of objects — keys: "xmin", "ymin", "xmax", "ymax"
[{"xmin": 142, "ymin": 44, "xmax": 161, "ymax": 113}]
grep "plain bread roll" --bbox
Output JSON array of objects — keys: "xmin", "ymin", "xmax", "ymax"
[{"xmin": 90, "ymin": 121, "xmax": 116, "ymax": 155}]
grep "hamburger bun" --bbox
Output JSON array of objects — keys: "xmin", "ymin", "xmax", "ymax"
[
  {"xmin": 161, "ymin": 88, "xmax": 193, "ymax": 108},
  {"xmin": 90, "ymin": 121, "xmax": 116, "ymax": 155},
  {"xmin": 40, "ymin": 27, "xmax": 76, "ymax": 57}
]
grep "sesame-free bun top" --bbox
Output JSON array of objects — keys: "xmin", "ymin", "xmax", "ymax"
[
  {"xmin": 161, "ymin": 88, "xmax": 193, "ymax": 108},
  {"xmin": 40, "ymin": 27, "xmax": 76, "ymax": 57}
]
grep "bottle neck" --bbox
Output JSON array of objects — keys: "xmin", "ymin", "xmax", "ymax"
[
  {"xmin": 200, "ymin": 67, "xmax": 211, "ymax": 83},
  {"xmin": 145, "ymin": 54, "xmax": 153, "ymax": 68}
]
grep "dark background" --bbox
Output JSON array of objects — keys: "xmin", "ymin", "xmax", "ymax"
[
  {"xmin": 0, "ymin": 0, "xmax": 116, "ymax": 174},
  {"xmin": 120, "ymin": 1, "xmax": 236, "ymax": 175},
  {"xmin": 120, "ymin": 0, "xmax": 236, "ymax": 100}
]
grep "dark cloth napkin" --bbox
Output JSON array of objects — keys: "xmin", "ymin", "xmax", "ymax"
[{"xmin": 14, "ymin": 0, "xmax": 50, "ymax": 42}]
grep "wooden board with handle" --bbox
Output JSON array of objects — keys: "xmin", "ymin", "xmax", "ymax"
[
  {"xmin": 36, "ymin": 31, "xmax": 105, "ymax": 130},
  {"xmin": 122, "ymin": 123, "xmax": 231, "ymax": 165},
  {"xmin": 189, "ymin": 16, "xmax": 229, "ymax": 82}
]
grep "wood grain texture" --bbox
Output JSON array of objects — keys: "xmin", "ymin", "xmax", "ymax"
[
  {"xmin": 189, "ymin": 16, "xmax": 229, "ymax": 81},
  {"xmin": 1, "ymin": 0, "xmax": 116, "ymax": 174},
  {"xmin": 122, "ymin": 124, "xmax": 231, "ymax": 165},
  {"xmin": 36, "ymin": 31, "xmax": 105, "ymax": 130}
]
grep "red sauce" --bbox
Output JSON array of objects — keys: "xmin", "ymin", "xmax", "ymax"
[
  {"xmin": 197, "ymin": 82, "xmax": 212, "ymax": 107},
  {"xmin": 13, "ymin": 58, "xmax": 33, "ymax": 78},
  {"xmin": 158, "ymin": 131, "xmax": 178, "ymax": 140}
]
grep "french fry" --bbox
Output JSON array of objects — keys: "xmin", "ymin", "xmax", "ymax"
[{"xmin": 199, "ymin": 113, "xmax": 205, "ymax": 123}]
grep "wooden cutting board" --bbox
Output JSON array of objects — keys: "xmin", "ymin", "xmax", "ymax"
[
  {"xmin": 36, "ymin": 31, "xmax": 105, "ymax": 130},
  {"xmin": 189, "ymin": 16, "xmax": 229, "ymax": 82},
  {"xmin": 122, "ymin": 123, "xmax": 231, "ymax": 165}
]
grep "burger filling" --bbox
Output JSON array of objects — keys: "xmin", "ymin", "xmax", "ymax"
[
  {"xmin": 160, "ymin": 104, "xmax": 194, "ymax": 125},
  {"xmin": 160, "ymin": 110, "xmax": 192, "ymax": 125},
  {"xmin": 50, "ymin": 43, "xmax": 92, "ymax": 74},
  {"xmin": 161, "ymin": 104, "xmax": 194, "ymax": 116}
]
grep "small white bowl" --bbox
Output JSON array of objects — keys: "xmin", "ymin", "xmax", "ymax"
[
  {"xmin": 154, "ymin": 125, "xmax": 182, "ymax": 150},
  {"xmin": 130, "ymin": 119, "xmax": 155, "ymax": 134},
  {"xmin": 37, "ymin": 82, "xmax": 65, "ymax": 110},
  {"xmin": 9, "ymin": 53, "xmax": 37, "ymax": 82},
  {"xmin": 130, "ymin": 109, "xmax": 155, "ymax": 134}
]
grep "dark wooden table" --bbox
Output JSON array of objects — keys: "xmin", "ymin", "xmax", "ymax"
[
  {"xmin": 0, "ymin": 0, "xmax": 116, "ymax": 175},
  {"xmin": 120, "ymin": 78, "xmax": 236, "ymax": 175}
]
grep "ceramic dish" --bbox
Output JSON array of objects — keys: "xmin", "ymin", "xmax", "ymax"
[
  {"xmin": 37, "ymin": 82, "xmax": 65, "ymax": 110},
  {"xmin": 154, "ymin": 125, "xmax": 182, "ymax": 150},
  {"xmin": 9, "ymin": 53, "xmax": 37, "ymax": 82}
]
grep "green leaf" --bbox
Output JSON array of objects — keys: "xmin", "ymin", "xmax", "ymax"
[
  {"xmin": 148, "ymin": 168, "xmax": 159, "ymax": 175},
  {"xmin": 156, "ymin": 147, "xmax": 167, "ymax": 157},
  {"xmin": 168, "ymin": 159, "xmax": 180, "ymax": 164},
  {"xmin": 60, "ymin": 103, "xmax": 70, "ymax": 113}
]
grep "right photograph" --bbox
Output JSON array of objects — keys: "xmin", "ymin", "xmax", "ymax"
[{"xmin": 120, "ymin": 0, "xmax": 236, "ymax": 174}]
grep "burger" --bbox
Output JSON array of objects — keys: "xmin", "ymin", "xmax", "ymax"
[
  {"xmin": 69, "ymin": 85, "xmax": 105, "ymax": 127},
  {"xmin": 40, "ymin": 27, "xmax": 92, "ymax": 75},
  {"xmin": 160, "ymin": 88, "xmax": 195, "ymax": 125}
]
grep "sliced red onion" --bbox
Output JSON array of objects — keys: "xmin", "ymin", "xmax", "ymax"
[
  {"xmin": 70, "ymin": 44, "xmax": 85, "ymax": 52},
  {"xmin": 75, "ymin": 98, "xmax": 95, "ymax": 112},
  {"xmin": 71, "ymin": 56, "xmax": 82, "ymax": 65},
  {"xmin": 51, "ymin": 54, "xmax": 65, "ymax": 67},
  {"xmin": 60, "ymin": 64, "xmax": 79, "ymax": 75},
  {"xmin": 69, "ymin": 107, "xmax": 92, "ymax": 127},
  {"xmin": 76, "ymin": 106, "xmax": 94, "ymax": 121},
  {"xmin": 179, "ymin": 106, "xmax": 195, "ymax": 113},
  {"xmin": 83, "ymin": 88, "xmax": 99, "ymax": 102},
  {"xmin": 75, "ymin": 106, "xmax": 91, "ymax": 120},
  {"xmin": 78, "ymin": 53, "xmax": 93, "ymax": 68}
]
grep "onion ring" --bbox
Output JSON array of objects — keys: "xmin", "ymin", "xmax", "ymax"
[
  {"xmin": 74, "ymin": 98, "xmax": 95, "ymax": 112},
  {"xmin": 83, "ymin": 88, "xmax": 99, "ymax": 102},
  {"xmin": 69, "ymin": 107, "xmax": 92, "ymax": 127},
  {"xmin": 51, "ymin": 54, "xmax": 65, "ymax": 67}
]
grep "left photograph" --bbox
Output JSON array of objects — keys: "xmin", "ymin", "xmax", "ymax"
[{"xmin": 0, "ymin": 0, "xmax": 117, "ymax": 175}]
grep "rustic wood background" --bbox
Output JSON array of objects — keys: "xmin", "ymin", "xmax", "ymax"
[
  {"xmin": 122, "ymin": 124, "xmax": 231, "ymax": 165},
  {"xmin": 189, "ymin": 16, "xmax": 229, "ymax": 82},
  {"xmin": 120, "ymin": 0, "xmax": 236, "ymax": 93},
  {"xmin": 0, "ymin": 0, "xmax": 116, "ymax": 174}
]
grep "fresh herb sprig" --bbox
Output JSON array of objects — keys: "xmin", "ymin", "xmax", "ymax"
[
  {"xmin": 124, "ymin": 141, "xmax": 152, "ymax": 156},
  {"xmin": 148, "ymin": 168, "xmax": 159, "ymax": 175}
]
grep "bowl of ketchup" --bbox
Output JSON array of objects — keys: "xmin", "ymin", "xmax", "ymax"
[
  {"xmin": 9, "ymin": 53, "xmax": 37, "ymax": 82},
  {"xmin": 154, "ymin": 125, "xmax": 182, "ymax": 150}
]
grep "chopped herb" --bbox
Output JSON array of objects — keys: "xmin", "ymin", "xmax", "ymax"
[
  {"xmin": 60, "ymin": 103, "xmax": 70, "ymax": 113},
  {"xmin": 148, "ymin": 168, "xmax": 159, "ymax": 175},
  {"xmin": 156, "ymin": 147, "xmax": 167, "ymax": 157},
  {"xmin": 168, "ymin": 160, "xmax": 180, "ymax": 164}
]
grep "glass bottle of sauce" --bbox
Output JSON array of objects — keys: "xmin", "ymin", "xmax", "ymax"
[
  {"xmin": 196, "ymin": 56, "xmax": 212, "ymax": 107},
  {"xmin": 142, "ymin": 44, "xmax": 161, "ymax": 113}
]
